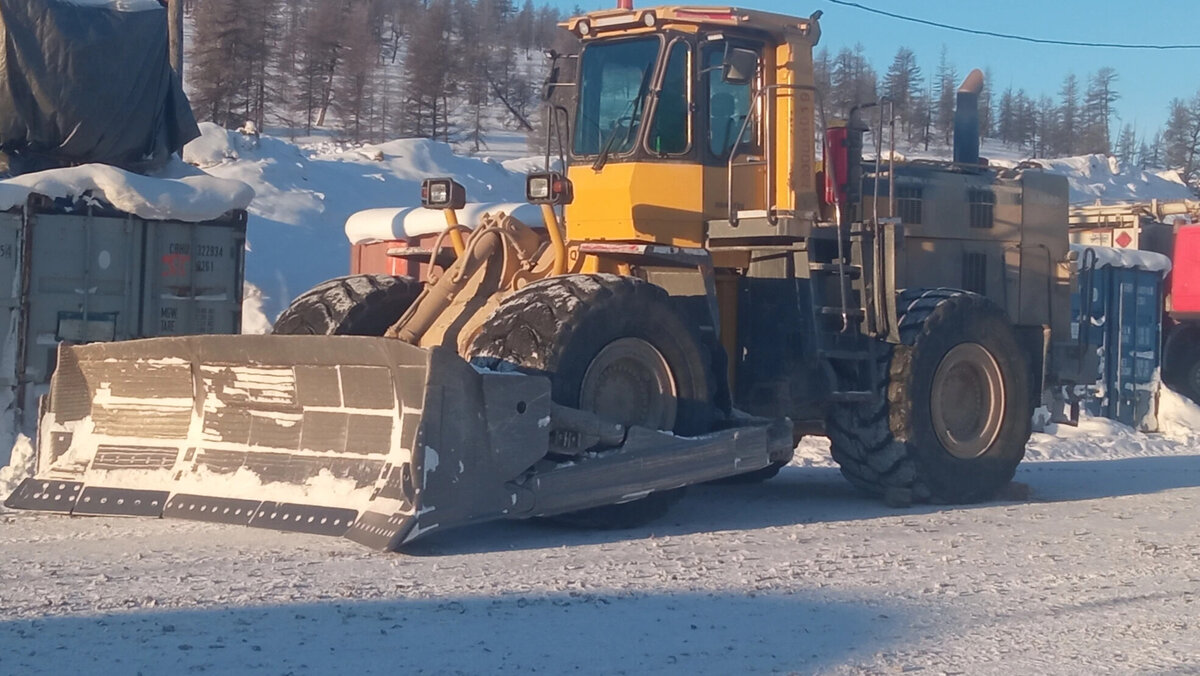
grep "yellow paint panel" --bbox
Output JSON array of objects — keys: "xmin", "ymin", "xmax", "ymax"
[{"xmin": 566, "ymin": 162, "xmax": 706, "ymax": 247}]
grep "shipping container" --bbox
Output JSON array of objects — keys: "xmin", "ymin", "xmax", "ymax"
[
  {"xmin": 0, "ymin": 196, "xmax": 246, "ymax": 441},
  {"xmin": 1070, "ymin": 244, "xmax": 1170, "ymax": 430}
]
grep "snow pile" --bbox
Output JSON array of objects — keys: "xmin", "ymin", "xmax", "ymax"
[
  {"xmin": 1155, "ymin": 387, "xmax": 1200, "ymax": 443},
  {"xmin": 0, "ymin": 162, "xmax": 254, "ymax": 223},
  {"xmin": 182, "ymin": 122, "xmax": 533, "ymax": 318},
  {"xmin": 1016, "ymin": 155, "xmax": 1193, "ymax": 205},
  {"xmin": 241, "ymin": 282, "xmax": 271, "ymax": 335},
  {"xmin": 0, "ymin": 434, "xmax": 33, "ymax": 503},
  {"xmin": 60, "ymin": 0, "xmax": 164, "ymax": 10}
]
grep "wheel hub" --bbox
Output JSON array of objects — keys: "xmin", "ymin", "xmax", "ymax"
[
  {"xmin": 930, "ymin": 342, "xmax": 1005, "ymax": 459},
  {"xmin": 580, "ymin": 337, "xmax": 677, "ymax": 431}
]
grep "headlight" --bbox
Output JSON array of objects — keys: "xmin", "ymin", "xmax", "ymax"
[
  {"xmin": 429, "ymin": 182, "xmax": 449, "ymax": 204},
  {"xmin": 528, "ymin": 176, "xmax": 551, "ymax": 200},
  {"xmin": 577, "ymin": 19, "xmax": 590, "ymax": 36},
  {"xmin": 420, "ymin": 177, "xmax": 466, "ymax": 210},
  {"xmin": 526, "ymin": 172, "xmax": 573, "ymax": 206}
]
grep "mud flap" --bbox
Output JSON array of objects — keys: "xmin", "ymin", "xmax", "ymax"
[{"xmin": 5, "ymin": 336, "xmax": 552, "ymax": 551}]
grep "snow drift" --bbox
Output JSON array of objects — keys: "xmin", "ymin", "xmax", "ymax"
[{"xmin": 183, "ymin": 123, "xmax": 532, "ymax": 318}]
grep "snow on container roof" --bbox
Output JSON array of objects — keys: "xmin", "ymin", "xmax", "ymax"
[
  {"xmin": 56, "ymin": 0, "xmax": 164, "ymax": 10},
  {"xmin": 1070, "ymin": 243, "xmax": 1172, "ymax": 276},
  {"xmin": 0, "ymin": 163, "xmax": 254, "ymax": 222},
  {"xmin": 345, "ymin": 203, "xmax": 544, "ymax": 243}
]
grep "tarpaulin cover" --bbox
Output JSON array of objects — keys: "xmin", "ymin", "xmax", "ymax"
[{"xmin": 0, "ymin": 0, "xmax": 200, "ymax": 172}]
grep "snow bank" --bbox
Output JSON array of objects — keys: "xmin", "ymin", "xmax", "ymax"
[
  {"xmin": 182, "ymin": 122, "xmax": 532, "ymax": 318},
  {"xmin": 58, "ymin": 0, "xmax": 163, "ymax": 11},
  {"xmin": 345, "ymin": 203, "xmax": 543, "ymax": 242},
  {"xmin": 0, "ymin": 434, "xmax": 33, "ymax": 505},
  {"xmin": 241, "ymin": 282, "xmax": 271, "ymax": 335},
  {"xmin": 0, "ymin": 163, "xmax": 253, "ymax": 223},
  {"xmin": 1069, "ymin": 243, "xmax": 1172, "ymax": 275},
  {"xmin": 1022, "ymin": 155, "xmax": 1193, "ymax": 205}
]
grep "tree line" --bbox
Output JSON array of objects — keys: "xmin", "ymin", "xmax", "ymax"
[
  {"xmin": 186, "ymin": 0, "xmax": 565, "ymax": 146},
  {"xmin": 185, "ymin": 1, "xmax": 1200, "ymax": 188},
  {"xmin": 814, "ymin": 43, "xmax": 1200, "ymax": 185}
]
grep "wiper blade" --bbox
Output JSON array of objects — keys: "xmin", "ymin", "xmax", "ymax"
[
  {"xmin": 592, "ymin": 124, "xmax": 623, "ymax": 171},
  {"xmin": 591, "ymin": 65, "xmax": 655, "ymax": 172}
]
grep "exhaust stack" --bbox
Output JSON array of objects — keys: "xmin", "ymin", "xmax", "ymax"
[{"xmin": 953, "ymin": 69, "xmax": 984, "ymax": 166}]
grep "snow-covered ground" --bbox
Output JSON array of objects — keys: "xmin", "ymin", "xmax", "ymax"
[
  {"xmin": 3, "ymin": 123, "xmax": 1200, "ymax": 672},
  {"xmin": 2, "ymin": 392, "xmax": 1199, "ymax": 674}
]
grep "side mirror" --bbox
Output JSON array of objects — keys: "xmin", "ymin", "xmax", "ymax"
[
  {"xmin": 722, "ymin": 48, "xmax": 758, "ymax": 85},
  {"xmin": 421, "ymin": 177, "xmax": 467, "ymax": 210},
  {"xmin": 542, "ymin": 53, "xmax": 578, "ymax": 102},
  {"xmin": 526, "ymin": 172, "xmax": 573, "ymax": 206}
]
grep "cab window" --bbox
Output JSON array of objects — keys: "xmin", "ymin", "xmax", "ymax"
[
  {"xmin": 647, "ymin": 40, "xmax": 690, "ymax": 155},
  {"xmin": 703, "ymin": 44, "xmax": 757, "ymax": 159},
  {"xmin": 573, "ymin": 37, "xmax": 661, "ymax": 156}
]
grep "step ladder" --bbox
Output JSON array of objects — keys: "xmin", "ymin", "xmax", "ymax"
[{"xmin": 807, "ymin": 221, "xmax": 880, "ymax": 403}]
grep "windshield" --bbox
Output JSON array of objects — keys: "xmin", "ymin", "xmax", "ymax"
[{"xmin": 573, "ymin": 37, "xmax": 661, "ymax": 156}]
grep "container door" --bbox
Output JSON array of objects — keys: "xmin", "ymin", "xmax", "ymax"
[
  {"xmin": 25, "ymin": 212, "xmax": 142, "ymax": 389},
  {"xmin": 0, "ymin": 211, "xmax": 21, "ymax": 451},
  {"xmin": 143, "ymin": 218, "xmax": 245, "ymax": 336}
]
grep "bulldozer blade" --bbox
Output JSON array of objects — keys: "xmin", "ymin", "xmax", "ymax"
[{"xmin": 5, "ymin": 336, "xmax": 553, "ymax": 550}]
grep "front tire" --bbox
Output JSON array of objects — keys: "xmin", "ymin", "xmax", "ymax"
[
  {"xmin": 469, "ymin": 274, "xmax": 719, "ymax": 528},
  {"xmin": 826, "ymin": 289, "xmax": 1031, "ymax": 504},
  {"xmin": 271, "ymin": 274, "xmax": 422, "ymax": 336}
]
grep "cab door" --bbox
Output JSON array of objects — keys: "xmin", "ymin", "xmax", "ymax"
[{"xmin": 701, "ymin": 39, "xmax": 767, "ymax": 221}]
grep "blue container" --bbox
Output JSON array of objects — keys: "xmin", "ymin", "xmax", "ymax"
[{"xmin": 1070, "ymin": 246, "xmax": 1167, "ymax": 429}]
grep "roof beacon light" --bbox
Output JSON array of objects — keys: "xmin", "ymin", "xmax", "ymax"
[{"xmin": 617, "ymin": 0, "xmax": 632, "ymax": 9}]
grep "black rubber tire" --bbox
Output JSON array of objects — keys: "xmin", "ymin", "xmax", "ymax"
[
  {"xmin": 825, "ymin": 288, "xmax": 1032, "ymax": 504},
  {"xmin": 469, "ymin": 273, "xmax": 719, "ymax": 529},
  {"xmin": 271, "ymin": 274, "xmax": 422, "ymax": 336},
  {"xmin": 1163, "ymin": 329, "xmax": 1200, "ymax": 404},
  {"xmin": 469, "ymin": 273, "xmax": 718, "ymax": 436}
]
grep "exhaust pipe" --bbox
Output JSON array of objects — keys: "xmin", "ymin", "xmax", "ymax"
[{"xmin": 953, "ymin": 69, "xmax": 984, "ymax": 166}]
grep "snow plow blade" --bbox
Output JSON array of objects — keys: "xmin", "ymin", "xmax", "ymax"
[{"xmin": 6, "ymin": 337, "xmax": 792, "ymax": 550}]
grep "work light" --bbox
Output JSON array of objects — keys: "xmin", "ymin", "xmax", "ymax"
[
  {"xmin": 526, "ymin": 172, "xmax": 573, "ymax": 205},
  {"xmin": 420, "ymin": 178, "xmax": 466, "ymax": 210}
]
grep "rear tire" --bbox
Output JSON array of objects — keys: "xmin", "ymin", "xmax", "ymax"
[
  {"xmin": 1163, "ymin": 329, "xmax": 1200, "ymax": 403},
  {"xmin": 469, "ymin": 274, "xmax": 719, "ymax": 529},
  {"xmin": 271, "ymin": 274, "xmax": 422, "ymax": 336},
  {"xmin": 826, "ymin": 289, "xmax": 1031, "ymax": 504}
]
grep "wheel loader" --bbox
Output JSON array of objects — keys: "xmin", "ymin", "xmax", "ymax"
[{"xmin": 6, "ymin": 5, "xmax": 1092, "ymax": 550}]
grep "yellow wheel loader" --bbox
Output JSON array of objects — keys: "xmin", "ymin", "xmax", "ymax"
[{"xmin": 6, "ymin": 6, "xmax": 1092, "ymax": 550}]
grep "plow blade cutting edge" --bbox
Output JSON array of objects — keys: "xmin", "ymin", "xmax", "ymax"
[{"xmin": 6, "ymin": 336, "xmax": 792, "ymax": 550}]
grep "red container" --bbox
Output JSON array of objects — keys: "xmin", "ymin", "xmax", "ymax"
[{"xmin": 1171, "ymin": 225, "xmax": 1200, "ymax": 317}]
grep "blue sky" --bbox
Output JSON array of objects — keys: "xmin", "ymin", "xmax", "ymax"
[{"xmin": 554, "ymin": 0, "xmax": 1200, "ymax": 143}]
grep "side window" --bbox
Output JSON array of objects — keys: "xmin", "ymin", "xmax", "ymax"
[
  {"xmin": 647, "ymin": 41, "xmax": 690, "ymax": 155},
  {"xmin": 704, "ymin": 43, "xmax": 756, "ymax": 159}
]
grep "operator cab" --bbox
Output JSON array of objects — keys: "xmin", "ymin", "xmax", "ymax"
[{"xmin": 547, "ymin": 6, "xmax": 822, "ymax": 247}]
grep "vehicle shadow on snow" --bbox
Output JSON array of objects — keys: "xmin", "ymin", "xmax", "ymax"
[
  {"xmin": 0, "ymin": 590, "xmax": 913, "ymax": 675},
  {"xmin": 405, "ymin": 455, "xmax": 1200, "ymax": 556}
]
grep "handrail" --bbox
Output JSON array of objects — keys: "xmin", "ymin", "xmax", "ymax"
[{"xmin": 725, "ymin": 83, "xmax": 822, "ymax": 227}]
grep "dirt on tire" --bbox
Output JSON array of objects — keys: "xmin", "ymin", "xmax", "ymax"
[{"xmin": 272, "ymin": 274, "xmax": 422, "ymax": 336}]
